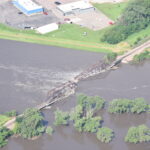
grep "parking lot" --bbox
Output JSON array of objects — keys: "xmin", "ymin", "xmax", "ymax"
[
  {"xmin": 35, "ymin": 0, "xmax": 113, "ymax": 30},
  {"xmin": 0, "ymin": 0, "xmax": 113, "ymax": 30},
  {"xmin": 0, "ymin": 0, "xmax": 59, "ymax": 29}
]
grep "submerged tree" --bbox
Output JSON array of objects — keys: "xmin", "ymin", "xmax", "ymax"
[
  {"xmin": 108, "ymin": 98, "xmax": 149, "ymax": 114},
  {"xmin": 54, "ymin": 108, "xmax": 70, "ymax": 126},
  {"xmin": 46, "ymin": 126, "xmax": 54, "ymax": 136},
  {"xmin": 125, "ymin": 125, "xmax": 150, "ymax": 143},
  {"xmin": 77, "ymin": 94, "xmax": 105, "ymax": 113},
  {"xmin": 0, "ymin": 127, "xmax": 12, "ymax": 148},
  {"xmin": 16, "ymin": 108, "xmax": 45, "ymax": 139},
  {"xmin": 96, "ymin": 127, "xmax": 114, "ymax": 143}
]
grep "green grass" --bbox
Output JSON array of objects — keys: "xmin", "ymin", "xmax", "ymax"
[
  {"xmin": 0, "ymin": 23, "xmax": 126, "ymax": 53},
  {"xmin": 0, "ymin": 115, "xmax": 10, "ymax": 126},
  {"xmin": 93, "ymin": 2, "xmax": 128, "ymax": 21},
  {"xmin": 0, "ymin": 22, "xmax": 149, "ymax": 54}
]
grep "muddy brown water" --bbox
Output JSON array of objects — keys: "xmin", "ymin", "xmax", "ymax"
[{"xmin": 0, "ymin": 39, "xmax": 149, "ymax": 150}]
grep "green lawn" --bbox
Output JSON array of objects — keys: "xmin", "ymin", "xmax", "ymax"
[
  {"xmin": 0, "ymin": 23, "xmax": 128, "ymax": 53},
  {"xmin": 0, "ymin": 115, "xmax": 10, "ymax": 126},
  {"xmin": 93, "ymin": 2, "xmax": 128, "ymax": 21},
  {"xmin": 0, "ymin": 22, "xmax": 149, "ymax": 54}
]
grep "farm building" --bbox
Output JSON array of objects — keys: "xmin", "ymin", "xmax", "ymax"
[
  {"xmin": 12, "ymin": 0, "xmax": 43, "ymax": 15},
  {"xmin": 57, "ymin": 1, "xmax": 95, "ymax": 16}
]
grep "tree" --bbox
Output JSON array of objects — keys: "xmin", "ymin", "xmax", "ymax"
[
  {"xmin": 70, "ymin": 105, "xmax": 83, "ymax": 121},
  {"xmin": 0, "ymin": 127, "xmax": 12, "ymax": 148},
  {"xmin": 83, "ymin": 116, "xmax": 102, "ymax": 133},
  {"xmin": 102, "ymin": 0, "xmax": 150, "ymax": 44},
  {"xmin": 73, "ymin": 117, "xmax": 86, "ymax": 132},
  {"xmin": 108, "ymin": 98, "xmax": 149, "ymax": 114},
  {"xmin": 54, "ymin": 108, "xmax": 70, "ymax": 126},
  {"xmin": 96, "ymin": 127, "xmax": 114, "ymax": 143},
  {"xmin": 125, "ymin": 125, "xmax": 150, "ymax": 143},
  {"xmin": 77, "ymin": 94, "xmax": 105, "ymax": 113},
  {"xmin": 16, "ymin": 108, "xmax": 45, "ymax": 139}
]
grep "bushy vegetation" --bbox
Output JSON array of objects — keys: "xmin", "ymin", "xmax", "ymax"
[
  {"xmin": 53, "ymin": 94, "xmax": 106, "ymax": 137},
  {"xmin": 15, "ymin": 108, "xmax": 45, "ymax": 139},
  {"xmin": 77, "ymin": 94, "xmax": 105, "ymax": 113},
  {"xmin": 70, "ymin": 94, "xmax": 105, "ymax": 133},
  {"xmin": 108, "ymin": 98, "xmax": 149, "ymax": 114},
  {"xmin": 96, "ymin": 127, "xmax": 114, "ymax": 143},
  {"xmin": 4, "ymin": 110, "xmax": 17, "ymax": 117},
  {"xmin": 125, "ymin": 125, "xmax": 150, "ymax": 143},
  {"xmin": 132, "ymin": 51, "xmax": 150, "ymax": 63},
  {"xmin": 102, "ymin": 0, "xmax": 150, "ymax": 44},
  {"xmin": 46, "ymin": 126, "xmax": 54, "ymax": 136},
  {"xmin": 0, "ymin": 127, "xmax": 12, "ymax": 148},
  {"xmin": 104, "ymin": 52, "xmax": 118, "ymax": 63},
  {"xmin": 54, "ymin": 109, "xmax": 70, "ymax": 126},
  {"xmin": 0, "ymin": 115, "xmax": 10, "ymax": 126}
]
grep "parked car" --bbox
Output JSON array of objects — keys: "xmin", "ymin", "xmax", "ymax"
[
  {"xmin": 109, "ymin": 21, "xmax": 114, "ymax": 25},
  {"xmin": 54, "ymin": 1, "xmax": 61, "ymax": 5},
  {"xmin": 24, "ymin": 26, "xmax": 35, "ymax": 29},
  {"xmin": 18, "ymin": 12, "xmax": 23, "ymax": 15},
  {"xmin": 64, "ymin": 18, "xmax": 70, "ymax": 21},
  {"xmin": 43, "ymin": 12, "xmax": 48, "ymax": 15}
]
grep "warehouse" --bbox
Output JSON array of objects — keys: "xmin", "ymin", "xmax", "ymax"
[
  {"xmin": 57, "ymin": 1, "xmax": 95, "ymax": 16},
  {"xmin": 12, "ymin": 0, "xmax": 43, "ymax": 15}
]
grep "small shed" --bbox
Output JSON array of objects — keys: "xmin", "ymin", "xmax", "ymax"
[
  {"xmin": 36, "ymin": 23, "xmax": 59, "ymax": 34},
  {"xmin": 57, "ymin": 1, "xmax": 95, "ymax": 16},
  {"xmin": 12, "ymin": 0, "xmax": 43, "ymax": 15}
]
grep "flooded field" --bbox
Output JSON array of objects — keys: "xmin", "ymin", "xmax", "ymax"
[{"xmin": 0, "ymin": 39, "xmax": 149, "ymax": 150}]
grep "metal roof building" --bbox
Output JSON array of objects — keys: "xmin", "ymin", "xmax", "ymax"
[
  {"xmin": 12, "ymin": 0, "xmax": 43, "ymax": 15},
  {"xmin": 57, "ymin": 1, "xmax": 95, "ymax": 16},
  {"xmin": 36, "ymin": 23, "xmax": 59, "ymax": 34}
]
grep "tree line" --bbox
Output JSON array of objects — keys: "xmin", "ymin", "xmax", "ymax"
[
  {"xmin": 102, "ymin": 0, "xmax": 150, "ymax": 44},
  {"xmin": 0, "ymin": 94, "xmax": 150, "ymax": 147}
]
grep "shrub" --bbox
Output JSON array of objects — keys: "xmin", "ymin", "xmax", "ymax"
[
  {"xmin": 4, "ymin": 110, "xmax": 17, "ymax": 117},
  {"xmin": 96, "ymin": 127, "xmax": 114, "ymax": 143},
  {"xmin": 132, "ymin": 51, "xmax": 150, "ymax": 63},
  {"xmin": 46, "ymin": 126, "xmax": 54, "ymax": 135},
  {"xmin": 125, "ymin": 125, "xmax": 150, "ymax": 143},
  {"xmin": 104, "ymin": 52, "xmax": 118, "ymax": 63}
]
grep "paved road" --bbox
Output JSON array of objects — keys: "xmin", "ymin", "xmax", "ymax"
[{"xmin": 118, "ymin": 40, "xmax": 150, "ymax": 63}]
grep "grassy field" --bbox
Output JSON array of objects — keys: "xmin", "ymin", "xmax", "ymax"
[
  {"xmin": 93, "ymin": 2, "xmax": 128, "ymax": 21},
  {"xmin": 0, "ymin": 24, "xmax": 130, "ymax": 53},
  {"xmin": 0, "ymin": 115, "xmax": 10, "ymax": 126},
  {"xmin": 0, "ymin": 21, "xmax": 149, "ymax": 54}
]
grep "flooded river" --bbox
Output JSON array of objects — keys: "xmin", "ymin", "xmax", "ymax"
[{"xmin": 0, "ymin": 39, "xmax": 149, "ymax": 150}]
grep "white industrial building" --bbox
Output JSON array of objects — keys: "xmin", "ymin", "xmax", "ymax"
[
  {"xmin": 12, "ymin": 0, "xmax": 43, "ymax": 15},
  {"xmin": 36, "ymin": 23, "xmax": 59, "ymax": 34},
  {"xmin": 57, "ymin": 1, "xmax": 95, "ymax": 16}
]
